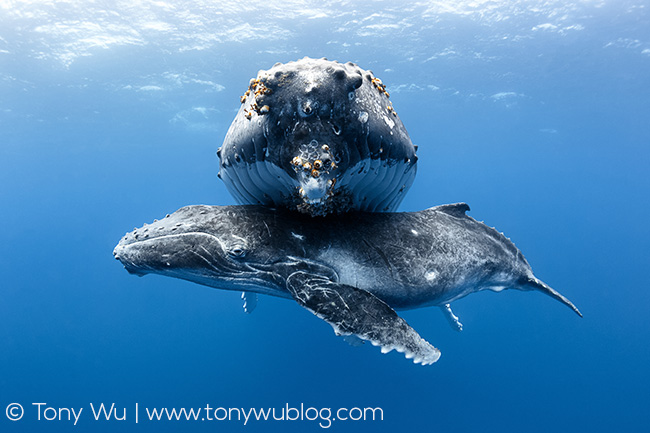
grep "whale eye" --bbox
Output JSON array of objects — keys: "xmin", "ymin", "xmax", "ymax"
[{"xmin": 228, "ymin": 247, "xmax": 247, "ymax": 258}]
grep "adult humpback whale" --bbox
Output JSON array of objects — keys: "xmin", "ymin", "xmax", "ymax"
[
  {"xmin": 114, "ymin": 203, "xmax": 581, "ymax": 365},
  {"xmin": 218, "ymin": 57, "xmax": 417, "ymax": 216}
]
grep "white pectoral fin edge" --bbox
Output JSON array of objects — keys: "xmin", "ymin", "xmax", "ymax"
[
  {"xmin": 241, "ymin": 291, "xmax": 258, "ymax": 314},
  {"xmin": 441, "ymin": 303, "xmax": 463, "ymax": 332},
  {"xmin": 286, "ymin": 271, "xmax": 441, "ymax": 365}
]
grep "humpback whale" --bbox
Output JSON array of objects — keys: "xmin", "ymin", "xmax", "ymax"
[
  {"xmin": 114, "ymin": 203, "xmax": 581, "ymax": 365},
  {"xmin": 218, "ymin": 57, "xmax": 417, "ymax": 216}
]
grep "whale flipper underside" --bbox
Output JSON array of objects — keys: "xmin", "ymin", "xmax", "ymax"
[
  {"xmin": 440, "ymin": 304, "xmax": 463, "ymax": 332},
  {"xmin": 241, "ymin": 291, "xmax": 258, "ymax": 313},
  {"xmin": 286, "ymin": 271, "xmax": 441, "ymax": 365}
]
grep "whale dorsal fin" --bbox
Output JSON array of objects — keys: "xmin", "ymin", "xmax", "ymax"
[{"xmin": 431, "ymin": 203, "xmax": 470, "ymax": 217}]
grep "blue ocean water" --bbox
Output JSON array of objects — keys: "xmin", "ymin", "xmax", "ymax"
[{"xmin": 1, "ymin": 1, "xmax": 649, "ymax": 432}]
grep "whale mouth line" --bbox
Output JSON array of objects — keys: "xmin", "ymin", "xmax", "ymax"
[
  {"xmin": 114, "ymin": 232, "xmax": 247, "ymax": 278},
  {"xmin": 116, "ymin": 231, "xmax": 221, "ymax": 248},
  {"xmin": 114, "ymin": 228, "xmax": 293, "ymax": 296},
  {"xmin": 113, "ymin": 232, "xmax": 225, "ymax": 273}
]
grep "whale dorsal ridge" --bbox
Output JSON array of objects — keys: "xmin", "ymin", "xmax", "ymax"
[{"xmin": 431, "ymin": 203, "xmax": 470, "ymax": 217}]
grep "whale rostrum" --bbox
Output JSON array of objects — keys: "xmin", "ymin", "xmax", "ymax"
[{"xmin": 114, "ymin": 203, "xmax": 581, "ymax": 365}]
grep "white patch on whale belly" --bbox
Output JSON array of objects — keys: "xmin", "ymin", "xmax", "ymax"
[{"xmin": 424, "ymin": 270, "xmax": 437, "ymax": 282}]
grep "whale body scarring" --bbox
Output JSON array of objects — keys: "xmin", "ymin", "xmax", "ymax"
[
  {"xmin": 114, "ymin": 203, "xmax": 581, "ymax": 365},
  {"xmin": 218, "ymin": 57, "xmax": 418, "ymax": 216}
]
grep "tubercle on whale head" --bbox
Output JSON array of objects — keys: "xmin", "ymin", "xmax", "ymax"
[{"xmin": 239, "ymin": 58, "xmax": 389, "ymax": 131}]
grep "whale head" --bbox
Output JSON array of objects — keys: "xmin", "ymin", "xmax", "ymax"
[
  {"xmin": 113, "ymin": 205, "xmax": 294, "ymax": 296},
  {"xmin": 218, "ymin": 57, "xmax": 418, "ymax": 216}
]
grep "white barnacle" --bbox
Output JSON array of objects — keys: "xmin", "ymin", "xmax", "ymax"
[{"xmin": 411, "ymin": 229, "xmax": 419, "ymax": 236}]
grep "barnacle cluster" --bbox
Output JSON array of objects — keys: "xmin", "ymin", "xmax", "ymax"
[
  {"xmin": 371, "ymin": 77, "xmax": 390, "ymax": 98},
  {"xmin": 290, "ymin": 142, "xmax": 337, "ymax": 180},
  {"xmin": 371, "ymin": 77, "xmax": 396, "ymax": 116},
  {"xmin": 240, "ymin": 89, "xmax": 250, "ymax": 104},
  {"xmin": 290, "ymin": 140, "xmax": 341, "ymax": 215},
  {"xmin": 241, "ymin": 78, "xmax": 273, "ymax": 119}
]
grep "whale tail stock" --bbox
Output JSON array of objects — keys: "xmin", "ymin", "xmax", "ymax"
[{"xmin": 522, "ymin": 276, "xmax": 583, "ymax": 317}]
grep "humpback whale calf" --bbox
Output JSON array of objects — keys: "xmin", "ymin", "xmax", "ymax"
[
  {"xmin": 218, "ymin": 57, "xmax": 418, "ymax": 216},
  {"xmin": 114, "ymin": 203, "xmax": 581, "ymax": 365}
]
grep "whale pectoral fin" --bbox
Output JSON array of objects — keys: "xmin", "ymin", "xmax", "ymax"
[
  {"xmin": 241, "ymin": 291, "xmax": 257, "ymax": 314},
  {"xmin": 286, "ymin": 271, "xmax": 441, "ymax": 365},
  {"xmin": 440, "ymin": 304, "xmax": 463, "ymax": 332}
]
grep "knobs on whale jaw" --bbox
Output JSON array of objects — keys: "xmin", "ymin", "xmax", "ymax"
[{"xmin": 218, "ymin": 57, "xmax": 418, "ymax": 216}]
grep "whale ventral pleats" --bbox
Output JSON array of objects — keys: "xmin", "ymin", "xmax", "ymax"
[{"xmin": 218, "ymin": 57, "xmax": 418, "ymax": 216}]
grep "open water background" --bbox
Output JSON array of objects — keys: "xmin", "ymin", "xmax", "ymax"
[{"xmin": 1, "ymin": 1, "xmax": 649, "ymax": 431}]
